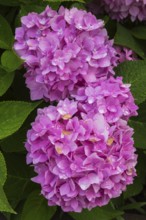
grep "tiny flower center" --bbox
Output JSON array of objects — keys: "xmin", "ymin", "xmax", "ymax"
[
  {"xmin": 107, "ymin": 157, "xmax": 112, "ymax": 163},
  {"xmin": 62, "ymin": 130, "xmax": 72, "ymax": 136},
  {"xmin": 89, "ymin": 138, "xmax": 98, "ymax": 143},
  {"xmin": 62, "ymin": 114, "xmax": 72, "ymax": 120},
  {"xmin": 107, "ymin": 137, "xmax": 114, "ymax": 146},
  {"xmin": 126, "ymin": 168, "xmax": 133, "ymax": 176},
  {"xmin": 55, "ymin": 146, "xmax": 62, "ymax": 154}
]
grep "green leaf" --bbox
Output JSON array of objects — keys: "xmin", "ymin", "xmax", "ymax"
[
  {"xmin": 71, "ymin": 2, "xmax": 86, "ymax": 9},
  {"xmin": 70, "ymin": 206, "xmax": 123, "ymax": 220},
  {"xmin": 0, "ymin": 0, "xmax": 42, "ymax": 6},
  {"xmin": 0, "ymin": 0, "xmax": 20, "ymax": 6},
  {"xmin": 1, "ymin": 124, "xmax": 27, "ymax": 152},
  {"xmin": 0, "ymin": 185, "xmax": 15, "ymax": 213},
  {"xmin": 116, "ymin": 217, "xmax": 125, "ymax": 220},
  {"xmin": 114, "ymin": 23, "xmax": 144, "ymax": 58},
  {"xmin": 2, "ymin": 70, "xmax": 30, "ymax": 101},
  {"xmin": 136, "ymin": 151, "xmax": 146, "ymax": 185},
  {"xmin": 129, "ymin": 120, "xmax": 146, "ymax": 149},
  {"xmin": 121, "ymin": 202, "xmax": 146, "ymax": 211},
  {"xmin": 115, "ymin": 60, "xmax": 146, "ymax": 104},
  {"xmin": 131, "ymin": 26, "xmax": 146, "ymax": 40},
  {"xmin": 0, "ymin": 101, "xmax": 41, "ymax": 140},
  {"xmin": 21, "ymin": 191, "xmax": 56, "ymax": 220},
  {"xmin": 1, "ymin": 111, "xmax": 37, "ymax": 152},
  {"xmin": 4, "ymin": 154, "xmax": 37, "ymax": 208},
  {"xmin": 134, "ymin": 101, "xmax": 146, "ymax": 123},
  {"xmin": 0, "ymin": 68, "xmax": 15, "ymax": 96},
  {"xmin": 0, "ymin": 152, "xmax": 14, "ymax": 214},
  {"xmin": 105, "ymin": 19, "xmax": 117, "ymax": 39},
  {"xmin": 1, "ymin": 51, "xmax": 23, "ymax": 72},
  {"xmin": 11, "ymin": 201, "xmax": 25, "ymax": 220},
  {"xmin": 123, "ymin": 178, "xmax": 143, "ymax": 199},
  {"xmin": 0, "ymin": 152, "xmax": 7, "ymax": 186},
  {"xmin": 45, "ymin": 0, "xmax": 85, "ymax": 2},
  {"xmin": 20, "ymin": 5, "xmax": 46, "ymax": 16},
  {"xmin": 0, "ymin": 14, "xmax": 14, "ymax": 49},
  {"xmin": 123, "ymin": 151, "xmax": 146, "ymax": 199}
]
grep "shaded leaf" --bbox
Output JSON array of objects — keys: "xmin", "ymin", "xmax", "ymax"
[
  {"xmin": 114, "ymin": 23, "xmax": 144, "ymax": 58},
  {"xmin": 136, "ymin": 151, "xmax": 146, "ymax": 185},
  {"xmin": 21, "ymin": 191, "xmax": 56, "ymax": 220},
  {"xmin": 0, "ymin": 68, "xmax": 15, "ymax": 97},
  {"xmin": 45, "ymin": 0, "xmax": 85, "ymax": 2},
  {"xmin": 115, "ymin": 60, "xmax": 146, "ymax": 104},
  {"xmin": 129, "ymin": 120, "xmax": 146, "ymax": 149},
  {"xmin": 20, "ymin": 5, "xmax": 46, "ymax": 16},
  {"xmin": 0, "ymin": 185, "xmax": 15, "ymax": 213},
  {"xmin": 0, "ymin": 152, "xmax": 14, "ymax": 215},
  {"xmin": 0, "ymin": 14, "xmax": 13, "ymax": 49},
  {"xmin": 0, "ymin": 152, "xmax": 7, "ymax": 186},
  {"xmin": 1, "ymin": 70, "xmax": 30, "ymax": 102},
  {"xmin": 134, "ymin": 101, "xmax": 146, "ymax": 123},
  {"xmin": 0, "ymin": 101, "xmax": 41, "ymax": 140},
  {"xmin": 1, "ymin": 125, "xmax": 27, "ymax": 153},
  {"xmin": 4, "ymin": 154, "xmax": 37, "ymax": 208},
  {"xmin": 1, "ymin": 51, "xmax": 23, "ymax": 72},
  {"xmin": 123, "ymin": 151, "xmax": 146, "ymax": 200},
  {"xmin": 0, "ymin": 0, "xmax": 43, "ymax": 6},
  {"xmin": 124, "ymin": 178, "xmax": 143, "ymax": 199},
  {"xmin": 71, "ymin": 2, "xmax": 86, "ymax": 9},
  {"xmin": 121, "ymin": 202, "xmax": 146, "ymax": 211},
  {"xmin": 70, "ymin": 206, "xmax": 123, "ymax": 220},
  {"xmin": 11, "ymin": 201, "xmax": 25, "ymax": 220},
  {"xmin": 0, "ymin": 0, "xmax": 20, "ymax": 6},
  {"xmin": 131, "ymin": 26, "xmax": 146, "ymax": 40},
  {"xmin": 1, "ymin": 111, "xmax": 37, "ymax": 152}
]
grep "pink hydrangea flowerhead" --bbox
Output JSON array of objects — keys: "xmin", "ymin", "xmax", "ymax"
[
  {"xmin": 14, "ymin": 6, "xmax": 116, "ymax": 101},
  {"xmin": 102, "ymin": 0, "xmax": 146, "ymax": 22},
  {"xmin": 114, "ymin": 46, "xmax": 137, "ymax": 66},
  {"xmin": 25, "ymin": 98, "xmax": 137, "ymax": 212},
  {"xmin": 72, "ymin": 76, "xmax": 138, "ymax": 124}
]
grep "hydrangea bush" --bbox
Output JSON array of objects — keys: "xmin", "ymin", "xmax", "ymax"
[{"xmin": 0, "ymin": 0, "xmax": 146, "ymax": 220}]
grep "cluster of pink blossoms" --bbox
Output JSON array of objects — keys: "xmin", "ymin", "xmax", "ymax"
[
  {"xmin": 14, "ymin": 6, "xmax": 138, "ymax": 212},
  {"xmin": 26, "ymin": 98, "xmax": 137, "ymax": 212},
  {"xmin": 88, "ymin": 0, "xmax": 146, "ymax": 22},
  {"xmin": 14, "ymin": 6, "xmax": 116, "ymax": 101},
  {"xmin": 72, "ymin": 77, "xmax": 138, "ymax": 123},
  {"xmin": 103, "ymin": 0, "xmax": 146, "ymax": 22}
]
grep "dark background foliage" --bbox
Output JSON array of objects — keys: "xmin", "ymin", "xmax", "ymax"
[{"xmin": 0, "ymin": 0, "xmax": 146, "ymax": 219}]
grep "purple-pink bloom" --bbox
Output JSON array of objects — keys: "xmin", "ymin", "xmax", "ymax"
[
  {"xmin": 25, "ymin": 98, "xmax": 137, "ymax": 212},
  {"xmin": 17, "ymin": 5, "xmax": 139, "ymax": 213},
  {"xmin": 89, "ymin": 0, "xmax": 146, "ymax": 21},
  {"xmin": 72, "ymin": 76, "xmax": 138, "ymax": 123},
  {"xmin": 14, "ymin": 6, "xmax": 116, "ymax": 101},
  {"xmin": 114, "ymin": 46, "xmax": 137, "ymax": 65}
]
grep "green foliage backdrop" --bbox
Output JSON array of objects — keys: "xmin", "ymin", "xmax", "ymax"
[{"xmin": 0, "ymin": 0, "xmax": 146, "ymax": 219}]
